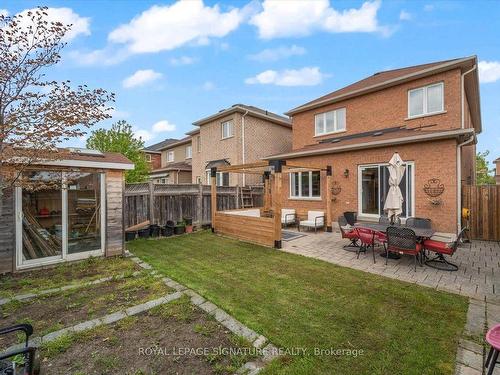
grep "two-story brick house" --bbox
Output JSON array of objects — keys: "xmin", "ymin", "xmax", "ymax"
[
  {"xmin": 190, "ymin": 104, "xmax": 292, "ymax": 186},
  {"xmin": 142, "ymin": 138, "xmax": 177, "ymax": 172},
  {"xmin": 266, "ymin": 56, "xmax": 481, "ymax": 233},
  {"xmin": 149, "ymin": 137, "xmax": 193, "ymax": 184},
  {"xmin": 494, "ymin": 157, "xmax": 500, "ymax": 185}
]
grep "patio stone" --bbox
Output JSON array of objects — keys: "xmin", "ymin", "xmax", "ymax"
[
  {"xmin": 101, "ymin": 311, "xmax": 127, "ymax": 325},
  {"xmin": 465, "ymin": 301, "xmax": 486, "ymax": 337},
  {"xmin": 459, "ymin": 339, "xmax": 483, "ymax": 355},
  {"xmin": 455, "ymin": 363, "xmax": 482, "ymax": 375},
  {"xmin": 219, "ymin": 317, "xmax": 259, "ymax": 342},
  {"xmin": 262, "ymin": 343, "xmax": 280, "ymax": 362},
  {"xmin": 236, "ymin": 361, "xmax": 262, "ymax": 375},
  {"xmin": 125, "ymin": 302, "xmax": 151, "ymax": 316},
  {"xmin": 213, "ymin": 308, "xmax": 232, "ymax": 323},
  {"xmin": 71, "ymin": 318, "xmax": 101, "ymax": 333},
  {"xmin": 199, "ymin": 300, "xmax": 218, "ymax": 313},
  {"xmin": 42, "ymin": 327, "xmax": 73, "ymax": 343},
  {"xmin": 456, "ymin": 347, "xmax": 483, "ymax": 370},
  {"xmin": 253, "ymin": 335, "xmax": 267, "ymax": 349}
]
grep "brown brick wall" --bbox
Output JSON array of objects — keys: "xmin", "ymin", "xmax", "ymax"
[
  {"xmin": 279, "ymin": 139, "xmax": 458, "ymax": 233},
  {"xmin": 145, "ymin": 152, "xmax": 161, "ymax": 170},
  {"xmin": 292, "ymin": 69, "xmax": 462, "ymax": 149}
]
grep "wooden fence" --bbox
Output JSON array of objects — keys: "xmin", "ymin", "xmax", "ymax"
[
  {"xmin": 124, "ymin": 183, "xmax": 264, "ymax": 228},
  {"xmin": 462, "ymin": 185, "xmax": 500, "ymax": 241}
]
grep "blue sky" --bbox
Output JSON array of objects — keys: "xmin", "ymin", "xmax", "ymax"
[{"xmin": 3, "ymin": 0, "xmax": 500, "ymax": 164}]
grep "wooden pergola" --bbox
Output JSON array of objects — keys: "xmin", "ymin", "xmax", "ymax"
[{"xmin": 210, "ymin": 160, "xmax": 333, "ymax": 248}]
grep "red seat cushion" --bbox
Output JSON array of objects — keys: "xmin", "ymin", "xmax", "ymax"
[
  {"xmin": 423, "ymin": 239, "xmax": 453, "ymax": 255},
  {"xmin": 344, "ymin": 230, "xmax": 358, "ymax": 240}
]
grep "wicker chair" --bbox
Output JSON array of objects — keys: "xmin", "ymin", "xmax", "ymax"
[
  {"xmin": 338, "ymin": 216, "xmax": 359, "ymax": 249},
  {"xmin": 406, "ymin": 217, "xmax": 432, "ymax": 229},
  {"xmin": 423, "ymin": 228, "xmax": 467, "ymax": 271},
  {"xmin": 386, "ymin": 226, "xmax": 422, "ymax": 271}
]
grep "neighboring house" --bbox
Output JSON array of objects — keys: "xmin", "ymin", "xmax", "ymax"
[
  {"xmin": 265, "ymin": 56, "xmax": 481, "ymax": 234},
  {"xmin": 142, "ymin": 138, "xmax": 177, "ymax": 171},
  {"xmin": 0, "ymin": 148, "xmax": 134, "ymax": 273},
  {"xmin": 190, "ymin": 104, "xmax": 292, "ymax": 186},
  {"xmin": 149, "ymin": 136, "xmax": 193, "ymax": 184},
  {"xmin": 495, "ymin": 158, "xmax": 500, "ymax": 185}
]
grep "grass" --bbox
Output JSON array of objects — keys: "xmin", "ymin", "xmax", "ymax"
[
  {"xmin": 128, "ymin": 231, "xmax": 469, "ymax": 375},
  {"xmin": 0, "ymin": 256, "xmax": 138, "ymax": 298}
]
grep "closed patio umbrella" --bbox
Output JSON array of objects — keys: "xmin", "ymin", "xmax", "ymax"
[{"xmin": 383, "ymin": 152, "xmax": 405, "ymax": 223}]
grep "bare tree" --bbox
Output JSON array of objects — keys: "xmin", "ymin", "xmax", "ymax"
[{"xmin": 0, "ymin": 7, "xmax": 114, "ymax": 203}]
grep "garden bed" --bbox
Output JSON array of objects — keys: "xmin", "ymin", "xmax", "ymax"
[
  {"xmin": 0, "ymin": 256, "xmax": 140, "ymax": 298},
  {"xmin": 40, "ymin": 296, "xmax": 256, "ymax": 375},
  {"xmin": 0, "ymin": 272, "xmax": 170, "ymax": 350}
]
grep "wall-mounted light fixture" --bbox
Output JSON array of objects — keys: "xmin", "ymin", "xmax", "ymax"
[{"xmin": 343, "ymin": 169, "xmax": 349, "ymax": 178}]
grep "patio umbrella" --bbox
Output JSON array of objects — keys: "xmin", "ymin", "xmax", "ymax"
[{"xmin": 383, "ymin": 152, "xmax": 405, "ymax": 223}]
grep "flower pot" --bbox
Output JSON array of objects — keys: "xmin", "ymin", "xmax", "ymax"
[
  {"xmin": 138, "ymin": 228, "xmax": 150, "ymax": 238},
  {"xmin": 125, "ymin": 231, "xmax": 136, "ymax": 242},
  {"xmin": 174, "ymin": 225, "xmax": 185, "ymax": 235},
  {"xmin": 150, "ymin": 224, "xmax": 160, "ymax": 237},
  {"xmin": 183, "ymin": 216, "xmax": 193, "ymax": 226},
  {"xmin": 185, "ymin": 225, "xmax": 193, "ymax": 233}
]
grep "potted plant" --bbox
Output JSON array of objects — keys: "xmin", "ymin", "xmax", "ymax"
[{"xmin": 184, "ymin": 216, "xmax": 193, "ymax": 233}]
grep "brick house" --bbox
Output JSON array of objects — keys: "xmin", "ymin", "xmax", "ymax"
[
  {"xmin": 149, "ymin": 137, "xmax": 193, "ymax": 184},
  {"xmin": 190, "ymin": 104, "xmax": 292, "ymax": 186},
  {"xmin": 265, "ymin": 56, "xmax": 481, "ymax": 234},
  {"xmin": 142, "ymin": 138, "xmax": 177, "ymax": 171}
]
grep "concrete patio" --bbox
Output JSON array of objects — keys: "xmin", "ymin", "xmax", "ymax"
[{"xmin": 282, "ymin": 229, "xmax": 500, "ymax": 303}]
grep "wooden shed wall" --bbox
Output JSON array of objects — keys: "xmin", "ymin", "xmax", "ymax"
[
  {"xmin": 0, "ymin": 188, "xmax": 15, "ymax": 274},
  {"xmin": 105, "ymin": 170, "xmax": 125, "ymax": 256}
]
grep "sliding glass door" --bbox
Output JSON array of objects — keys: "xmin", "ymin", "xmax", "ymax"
[{"xmin": 16, "ymin": 171, "xmax": 105, "ymax": 268}]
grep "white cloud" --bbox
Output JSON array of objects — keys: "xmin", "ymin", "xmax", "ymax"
[
  {"xmin": 170, "ymin": 56, "xmax": 196, "ymax": 66},
  {"xmin": 18, "ymin": 7, "xmax": 90, "ymax": 41},
  {"xmin": 250, "ymin": 0, "xmax": 386, "ymax": 39},
  {"xmin": 108, "ymin": 0, "xmax": 244, "ymax": 54},
  {"xmin": 399, "ymin": 10, "xmax": 411, "ymax": 21},
  {"xmin": 424, "ymin": 4, "xmax": 434, "ymax": 12},
  {"xmin": 249, "ymin": 45, "xmax": 306, "ymax": 62},
  {"xmin": 106, "ymin": 107, "xmax": 130, "ymax": 119},
  {"xmin": 479, "ymin": 61, "xmax": 500, "ymax": 83},
  {"xmin": 245, "ymin": 67, "xmax": 325, "ymax": 86},
  {"xmin": 202, "ymin": 81, "xmax": 215, "ymax": 91},
  {"xmin": 122, "ymin": 69, "xmax": 163, "ymax": 89},
  {"xmin": 134, "ymin": 129, "xmax": 153, "ymax": 142},
  {"xmin": 0, "ymin": 9, "xmax": 9, "ymax": 17},
  {"xmin": 152, "ymin": 120, "xmax": 176, "ymax": 133},
  {"xmin": 68, "ymin": 48, "xmax": 130, "ymax": 66}
]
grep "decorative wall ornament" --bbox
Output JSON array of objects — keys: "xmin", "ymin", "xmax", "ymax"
[
  {"xmin": 331, "ymin": 181, "xmax": 341, "ymax": 202},
  {"xmin": 423, "ymin": 178, "xmax": 444, "ymax": 205}
]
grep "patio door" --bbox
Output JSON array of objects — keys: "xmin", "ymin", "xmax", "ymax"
[{"xmin": 16, "ymin": 171, "xmax": 105, "ymax": 269}]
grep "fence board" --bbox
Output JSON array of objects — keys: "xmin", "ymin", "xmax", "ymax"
[
  {"xmin": 462, "ymin": 185, "xmax": 500, "ymax": 241},
  {"xmin": 124, "ymin": 184, "xmax": 263, "ymax": 228}
]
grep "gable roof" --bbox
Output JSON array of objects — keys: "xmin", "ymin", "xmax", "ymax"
[
  {"xmin": 193, "ymin": 104, "xmax": 291, "ymax": 128},
  {"xmin": 285, "ymin": 56, "xmax": 481, "ymax": 132},
  {"xmin": 158, "ymin": 136, "xmax": 192, "ymax": 150},
  {"xmin": 143, "ymin": 138, "xmax": 178, "ymax": 153}
]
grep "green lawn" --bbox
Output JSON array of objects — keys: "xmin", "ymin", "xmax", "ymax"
[{"xmin": 128, "ymin": 231, "xmax": 468, "ymax": 375}]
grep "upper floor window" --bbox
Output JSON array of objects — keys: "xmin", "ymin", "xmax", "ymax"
[
  {"xmin": 185, "ymin": 145, "xmax": 192, "ymax": 159},
  {"xmin": 290, "ymin": 171, "xmax": 321, "ymax": 199},
  {"xmin": 221, "ymin": 120, "xmax": 234, "ymax": 139},
  {"xmin": 167, "ymin": 151, "xmax": 174, "ymax": 162},
  {"xmin": 196, "ymin": 136, "xmax": 201, "ymax": 152},
  {"xmin": 145, "ymin": 154, "xmax": 152, "ymax": 162},
  {"xmin": 315, "ymin": 108, "xmax": 346, "ymax": 136},
  {"xmin": 408, "ymin": 82, "xmax": 444, "ymax": 118}
]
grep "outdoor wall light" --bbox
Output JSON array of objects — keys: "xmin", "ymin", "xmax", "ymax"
[{"xmin": 343, "ymin": 169, "xmax": 349, "ymax": 178}]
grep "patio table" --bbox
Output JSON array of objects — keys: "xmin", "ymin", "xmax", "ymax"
[{"xmin": 353, "ymin": 222, "xmax": 435, "ymax": 239}]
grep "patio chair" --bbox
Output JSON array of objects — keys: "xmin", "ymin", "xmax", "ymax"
[
  {"xmin": 406, "ymin": 217, "xmax": 432, "ymax": 229},
  {"xmin": 281, "ymin": 209, "xmax": 296, "ymax": 227},
  {"xmin": 485, "ymin": 324, "xmax": 500, "ymax": 375},
  {"xmin": 298, "ymin": 211, "xmax": 324, "ymax": 233},
  {"xmin": 386, "ymin": 226, "xmax": 422, "ymax": 271},
  {"xmin": 338, "ymin": 216, "xmax": 359, "ymax": 249},
  {"xmin": 355, "ymin": 227, "xmax": 378, "ymax": 263},
  {"xmin": 378, "ymin": 215, "xmax": 391, "ymax": 225},
  {"xmin": 0, "ymin": 324, "xmax": 39, "ymax": 375},
  {"xmin": 423, "ymin": 227, "xmax": 467, "ymax": 271},
  {"xmin": 343, "ymin": 212, "xmax": 357, "ymax": 226}
]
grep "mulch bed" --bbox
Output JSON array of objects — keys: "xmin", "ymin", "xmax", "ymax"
[
  {"xmin": 0, "ymin": 256, "xmax": 140, "ymax": 298},
  {"xmin": 40, "ymin": 296, "xmax": 257, "ymax": 375},
  {"xmin": 0, "ymin": 273, "xmax": 170, "ymax": 350}
]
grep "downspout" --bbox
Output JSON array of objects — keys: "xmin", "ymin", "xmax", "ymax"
[
  {"xmin": 241, "ymin": 109, "xmax": 249, "ymax": 187},
  {"xmin": 456, "ymin": 134, "xmax": 475, "ymax": 233},
  {"xmin": 456, "ymin": 65, "xmax": 477, "ymax": 233}
]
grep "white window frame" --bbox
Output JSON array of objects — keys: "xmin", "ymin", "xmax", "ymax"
[
  {"xmin": 357, "ymin": 162, "xmax": 415, "ymax": 220},
  {"xmin": 289, "ymin": 171, "xmax": 321, "ymax": 200},
  {"xmin": 185, "ymin": 145, "xmax": 192, "ymax": 159},
  {"xmin": 314, "ymin": 108, "xmax": 346, "ymax": 137},
  {"xmin": 145, "ymin": 154, "xmax": 152, "ymax": 162},
  {"xmin": 407, "ymin": 82, "xmax": 444, "ymax": 118},
  {"xmin": 166, "ymin": 151, "xmax": 174, "ymax": 162},
  {"xmin": 205, "ymin": 170, "xmax": 229, "ymax": 186},
  {"xmin": 221, "ymin": 120, "xmax": 234, "ymax": 139}
]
